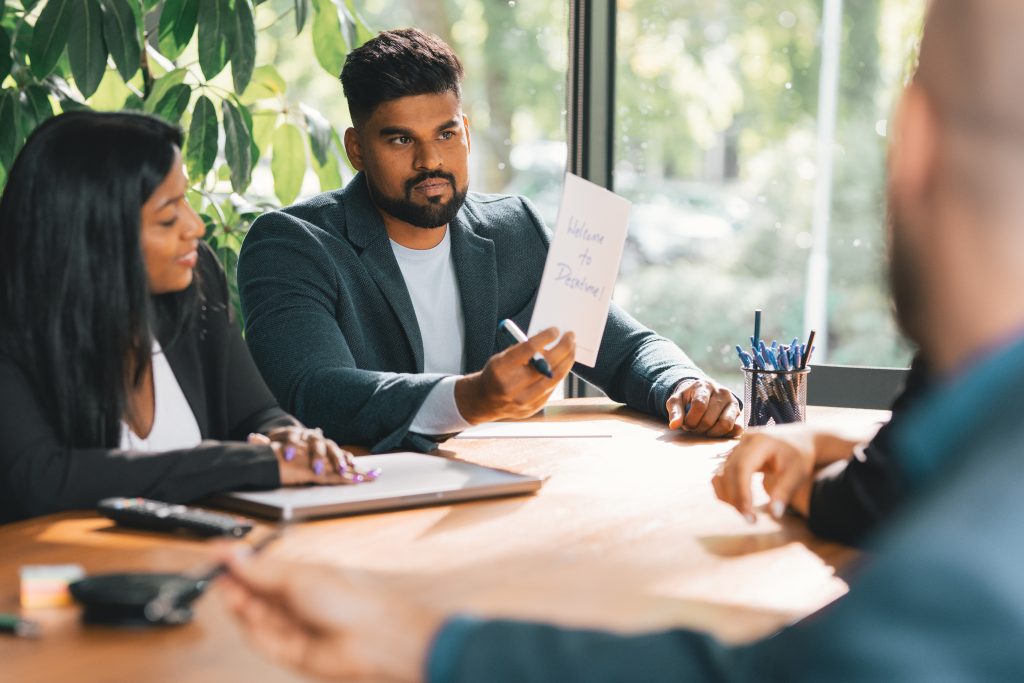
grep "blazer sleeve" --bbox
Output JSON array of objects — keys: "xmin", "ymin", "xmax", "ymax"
[
  {"xmin": 238, "ymin": 212, "xmax": 445, "ymax": 453},
  {"xmin": 517, "ymin": 197, "xmax": 707, "ymax": 421},
  {"xmin": 806, "ymin": 356, "xmax": 928, "ymax": 546},
  {"xmin": 0, "ymin": 355, "xmax": 280, "ymax": 524}
]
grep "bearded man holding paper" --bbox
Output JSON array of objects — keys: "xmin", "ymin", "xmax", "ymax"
[{"xmin": 237, "ymin": 28, "xmax": 739, "ymax": 452}]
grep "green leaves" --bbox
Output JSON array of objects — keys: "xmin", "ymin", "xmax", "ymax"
[
  {"xmin": 28, "ymin": 0, "xmax": 73, "ymax": 79},
  {"xmin": 186, "ymin": 95, "xmax": 218, "ymax": 183},
  {"xmin": 226, "ymin": 0, "xmax": 255, "ymax": 94},
  {"xmin": 271, "ymin": 123, "xmax": 305, "ymax": 205},
  {"xmin": 311, "ymin": 0, "xmax": 346, "ymax": 77},
  {"xmin": 152, "ymin": 82, "xmax": 191, "ymax": 123},
  {"xmin": 222, "ymin": 99, "xmax": 253, "ymax": 193},
  {"xmin": 197, "ymin": 0, "xmax": 229, "ymax": 80},
  {"xmin": 144, "ymin": 68, "xmax": 187, "ymax": 112},
  {"xmin": 99, "ymin": 0, "xmax": 141, "ymax": 81},
  {"xmin": 0, "ymin": 28, "xmax": 11, "ymax": 82},
  {"xmin": 0, "ymin": 89, "xmax": 19, "ymax": 171},
  {"xmin": 67, "ymin": 0, "xmax": 107, "ymax": 98},
  {"xmin": 157, "ymin": 0, "xmax": 198, "ymax": 61},
  {"xmin": 294, "ymin": 0, "xmax": 309, "ymax": 34},
  {"xmin": 303, "ymin": 104, "xmax": 332, "ymax": 166}
]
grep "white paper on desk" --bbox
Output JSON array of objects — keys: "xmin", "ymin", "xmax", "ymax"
[
  {"xmin": 454, "ymin": 420, "xmax": 616, "ymax": 439},
  {"xmin": 528, "ymin": 173, "xmax": 631, "ymax": 367}
]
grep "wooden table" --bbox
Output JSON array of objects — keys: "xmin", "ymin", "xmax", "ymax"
[{"xmin": 0, "ymin": 400, "xmax": 888, "ymax": 682}]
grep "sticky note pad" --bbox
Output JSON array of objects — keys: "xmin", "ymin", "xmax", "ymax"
[{"xmin": 20, "ymin": 564, "xmax": 86, "ymax": 608}]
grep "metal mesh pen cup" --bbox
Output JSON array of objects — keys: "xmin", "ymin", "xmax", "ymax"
[{"xmin": 742, "ymin": 368, "xmax": 811, "ymax": 427}]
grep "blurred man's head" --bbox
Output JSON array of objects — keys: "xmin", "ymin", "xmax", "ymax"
[
  {"xmin": 887, "ymin": 0, "xmax": 1024, "ymax": 371},
  {"xmin": 340, "ymin": 28, "xmax": 470, "ymax": 230}
]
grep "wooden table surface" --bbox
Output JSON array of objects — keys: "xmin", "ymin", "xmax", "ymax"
[{"xmin": 0, "ymin": 400, "xmax": 888, "ymax": 682}]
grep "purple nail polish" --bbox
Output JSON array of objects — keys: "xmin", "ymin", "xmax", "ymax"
[
  {"xmin": 284, "ymin": 446, "xmax": 296, "ymax": 462},
  {"xmin": 313, "ymin": 460, "xmax": 324, "ymax": 476}
]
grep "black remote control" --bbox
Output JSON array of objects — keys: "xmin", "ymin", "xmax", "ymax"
[{"xmin": 98, "ymin": 498, "xmax": 254, "ymax": 538}]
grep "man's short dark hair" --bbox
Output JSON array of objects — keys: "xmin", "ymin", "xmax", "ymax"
[{"xmin": 340, "ymin": 28, "xmax": 464, "ymax": 127}]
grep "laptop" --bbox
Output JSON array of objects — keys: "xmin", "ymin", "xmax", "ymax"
[{"xmin": 210, "ymin": 452, "xmax": 543, "ymax": 522}]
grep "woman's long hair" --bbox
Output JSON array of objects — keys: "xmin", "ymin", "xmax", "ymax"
[{"xmin": 0, "ymin": 111, "xmax": 193, "ymax": 448}]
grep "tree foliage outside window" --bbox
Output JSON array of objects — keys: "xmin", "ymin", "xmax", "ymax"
[{"xmin": 614, "ymin": 0, "xmax": 924, "ymax": 386}]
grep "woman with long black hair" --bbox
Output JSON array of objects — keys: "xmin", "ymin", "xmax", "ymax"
[{"xmin": 0, "ymin": 111, "xmax": 372, "ymax": 523}]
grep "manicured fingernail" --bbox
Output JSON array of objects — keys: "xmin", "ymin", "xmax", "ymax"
[
  {"xmin": 745, "ymin": 513, "xmax": 756, "ymax": 525},
  {"xmin": 284, "ymin": 446, "xmax": 296, "ymax": 462},
  {"xmin": 313, "ymin": 460, "xmax": 324, "ymax": 475},
  {"xmin": 353, "ymin": 473, "xmax": 365, "ymax": 483},
  {"xmin": 771, "ymin": 501, "xmax": 786, "ymax": 519},
  {"xmin": 365, "ymin": 468, "xmax": 382, "ymax": 479}
]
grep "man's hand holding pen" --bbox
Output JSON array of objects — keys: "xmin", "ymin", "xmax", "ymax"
[{"xmin": 455, "ymin": 326, "xmax": 576, "ymax": 424}]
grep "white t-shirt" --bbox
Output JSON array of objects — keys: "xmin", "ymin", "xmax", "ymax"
[
  {"xmin": 120, "ymin": 340, "xmax": 203, "ymax": 452},
  {"xmin": 390, "ymin": 228, "xmax": 472, "ymax": 435}
]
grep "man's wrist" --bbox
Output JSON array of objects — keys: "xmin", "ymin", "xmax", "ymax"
[{"xmin": 454, "ymin": 374, "xmax": 486, "ymax": 425}]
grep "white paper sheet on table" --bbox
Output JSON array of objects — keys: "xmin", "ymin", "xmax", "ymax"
[
  {"xmin": 528, "ymin": 173, "xmax": 631, "ymax": 367},
  {"xmin": 454, "ymin": 420, "xmax": 616, "ymax": 439}
]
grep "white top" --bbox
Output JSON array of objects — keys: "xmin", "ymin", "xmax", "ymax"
[
  {"xmin": 120, "ymin": 340, "xmax": 203, "ymax": 452},
  {"xmin": 390, "ymin": 229, "xmax": 472, "ymax": 435}
]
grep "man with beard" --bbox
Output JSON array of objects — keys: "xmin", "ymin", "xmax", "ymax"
[
  {"xmin": 238, "ymin": 28, "xmax": 740, "ymax": 452},
  {"xmin": 222, "ymin": 2, "xmax": 1024, "ymax": 679}
]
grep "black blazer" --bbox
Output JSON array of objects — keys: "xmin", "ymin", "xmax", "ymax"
[{"xmin": 0, "ymin": 244, "xmax": 294, "ymax": 523}]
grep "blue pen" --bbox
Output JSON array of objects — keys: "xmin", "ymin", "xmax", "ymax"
[
  {"xmin": 752, "ymin": 348, "xmax": 766, "ymax": 370},
  {"xmin": 498, "ymin": 319, "xmax": 553, "ymax": 378},
  {"xmin": 779, "ymin": 348, "xmax": 790, "ymax": 371},
  {"xmin": 735, "ymin": 345, "xmax": 752, "ymax": 369},
  {"xmin": 753, "ymin": 310, "xmax": 762, "ymax": 348}
]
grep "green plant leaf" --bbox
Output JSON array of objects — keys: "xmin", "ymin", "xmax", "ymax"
[
  {"xmin": 0, "ymin": 89, "xmax": 19, "ymax": 170},
  {"xmin": 271, "ymin": 122, "xmax": 305, "ymax": 205},
  {"xmin": 235, "ymin": 96, "xmax": 260, "ymax": 165},
  {"xmin": 157, "ymin": 0, "xmax": 198, "ymax": 61},
  {"xmin": 342, "ymin": 0, "xmax": 373, "ymax": 46},
  {"xmin": 29, "ymin": 0, "xmax": 74, "ymax": 79},
  {"xmin": 222, "ymin": 98, "xmax": 253, "ymax": 193},
  {"xmin": 240, "ymin": 64, "xmax": 286, "ymax": 104},
  {"xmin": 153, "ymin": 82, "xmax": 191, "ymax": 123},
  {"xmin": 142, "ymin": 0, "xmax": 160, "ymax": 10},
  {"xmin": 19, "ymin": 84, "xmax": 53, "ymax": 135},
  {"xmin": 226, "ymin": 0, "xmax": 255, "ymax": 94},
  {"xmin": 67, "ymin": 0, "xmax": 108, "ymax": 98},
  {"xmin": 312, "ymin": 141, "xmax": 342, "ymax": 192},
  {"xmin": 21, "ymin": 0, "xmax": 40, "ymax": 12},
  {"xmin": 0, "ymin": 29, "xmax": 11, "ymax": 82},
  {"xmin": 185, "ymin": 94, "xmax": 218, "ymax": 183},
  {"xmin": 98, "ymin": 0, "xmax": 140, "ymax": 81},
  {"xmin": 123, "ymin": 92, "xmax": 142, "ymax": 109},
  {"xmin": 197, "ymin": 0, "xmax": 229, "ymax": 80},
  {"xmin": 311, "ymin": 0, "xmax": 346, "ymax": 77},
  {"xmin": 302, "ymin": 103, "xmax": 332, "ymax": 166},
  {"xmin": 294, "ymin": 0, "xmax": 309, "ymax": 34},
  {"xmin": 251, "ymin": 109, "xmax": 277, "ymax": 153},
  {"xmin": 143, "ymin": 67, "xmax": 186, "ymax": 112}
]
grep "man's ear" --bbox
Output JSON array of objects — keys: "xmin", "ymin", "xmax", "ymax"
[
  {"xmin": 463, "ymin": 114, "xmax": 472, "ymax": 154},
  {"xmin": 890, "ymin": 84, "xmax": 939, "ymax": 211},
  {"xmin": 344, "ymin": 127, "xmax": 364, "ymax": 171}
]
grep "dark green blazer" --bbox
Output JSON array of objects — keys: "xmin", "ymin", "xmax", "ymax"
[{"xmin": 238, "ymin": 173, "xmax": 705, "ymax": 452}]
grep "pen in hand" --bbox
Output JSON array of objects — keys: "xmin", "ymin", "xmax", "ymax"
[{"xmin": 498, "ymin": 319, "xmax": 554, "ymax": 378}]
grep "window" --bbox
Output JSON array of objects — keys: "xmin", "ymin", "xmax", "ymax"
[{"xmin": 613, "ymin": 1, "xmax": 923, "ymax": 385}]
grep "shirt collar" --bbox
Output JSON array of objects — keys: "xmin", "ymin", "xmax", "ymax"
[{"xmin": 894, "ymin": 333, "xmax": 1024, "ymax": 487}]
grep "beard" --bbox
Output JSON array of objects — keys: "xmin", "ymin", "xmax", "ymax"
[
  {"xmin": 887, "ymin": 202, "xmax": 927, "ymax": 348},
  {"xmin": 366, "ymin": 170, "xmax": 468, "ymax": 229}
]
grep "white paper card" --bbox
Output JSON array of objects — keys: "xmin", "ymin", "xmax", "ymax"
[{"xmin": 528, "ymin": 173, "xmax": 631, "ymax": 366}]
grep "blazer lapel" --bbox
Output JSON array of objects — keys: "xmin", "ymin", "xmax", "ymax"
[
  {"xmin": 451, "ymin": 213, "xmax": 498, "ymax": 373},
  {"xmin": 342, "ymin": 174, "xmax": 424, "ymax": 372}
]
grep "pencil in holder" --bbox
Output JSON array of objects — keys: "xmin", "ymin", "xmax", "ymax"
[{"xmin": 742, "ymin": 367, "xmax": 810, "ymax": 427}]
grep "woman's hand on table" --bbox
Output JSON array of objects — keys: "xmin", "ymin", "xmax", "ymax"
[{"xmin": 248, "ymin": 426, "xmax": 380, "ymax": 486}]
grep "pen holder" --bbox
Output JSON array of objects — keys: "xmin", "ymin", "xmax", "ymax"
[{"xmin": 742, "ymin": 368, "xmax": 810, "ymax": 427}]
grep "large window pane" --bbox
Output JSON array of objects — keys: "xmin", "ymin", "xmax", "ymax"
[{"xmin": 614, "ymin": 1, "xmax": 923, "ymax": 386}]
